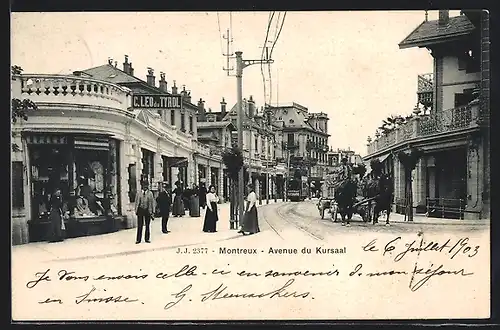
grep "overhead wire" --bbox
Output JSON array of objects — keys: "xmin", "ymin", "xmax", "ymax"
[
  {"xmin": 267, "ymin": 12, "xmax": 281, "ymax": 106},
  {"xmin": 216, "ymin": 12, "xmax": 224, "ymax": 54},
  {"xmin": 216, "ymin": 12, "xmax": 227, "ymax": 70},
  {"xmin": 261, "ymin": 12, "xmax": 275, "ymax": 110},
  {"xmin": 269, "ymin": 11, "xmax": 287, "ymax": 59}
]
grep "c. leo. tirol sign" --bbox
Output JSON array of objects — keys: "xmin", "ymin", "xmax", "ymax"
[{"xmin": 132, "ymin": 94, "xmax": 182, "ymax": 109}]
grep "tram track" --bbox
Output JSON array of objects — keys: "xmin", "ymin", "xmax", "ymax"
[{"xmin": 261, "ymin": 202, "xmax": 323, "ymax": 241}]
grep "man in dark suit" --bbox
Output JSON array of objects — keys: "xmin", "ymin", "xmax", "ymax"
[
  {"xmin": 157, "ymin": 182, "xmax": 172, "ymax": 233},
  {"xmin": 134, "ymin": 182, "xmax": 155, "ymax": 243}
]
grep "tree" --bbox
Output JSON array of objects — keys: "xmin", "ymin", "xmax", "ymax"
[
  {"xmin": 222, "ymin": 145, "xmax": 244, "ymax": 229},
  {"xmin": 12, "ymin": 65, "xmax": 38, "ymax": 152},
  {"xmin": 397, "ymin": 147, "xmax": 424, "ymax": 221}
]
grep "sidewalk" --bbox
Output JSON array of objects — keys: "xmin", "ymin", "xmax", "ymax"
[
  {"xmin": 378, "ymin": 212, "xmax": 489, "ymax": 225},
  {"xmin": 306, "ymin": 198, "xmax": 489, "ymax": 225},
  {"xmin": 11, "ymin": 200, "xmax": 284, "ymax": 262}
]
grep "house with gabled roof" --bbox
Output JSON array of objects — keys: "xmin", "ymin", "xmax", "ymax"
[{"xmin": 363, "ymin": 10, "xmax": 490, "ymax": 220}]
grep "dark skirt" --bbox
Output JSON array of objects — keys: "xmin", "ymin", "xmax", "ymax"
[
  {"xmin": 241, "ymin": 205, "xmax": 260, "ymax": 234},
  {"xmin": 202, "ymin": 202, "xmax": 218, "ymax": 232},
  {"xmin": 48, "ymin": 208, "xmax": 64, "ymax": 242},
  {"xmin": 172, "ymin": 196, "xmax": 185, "ymax": 216}
]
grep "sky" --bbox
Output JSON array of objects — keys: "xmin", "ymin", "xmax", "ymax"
[{"xmin": 11, "ymin": 10, "xmax": 461, "ymax": 156}]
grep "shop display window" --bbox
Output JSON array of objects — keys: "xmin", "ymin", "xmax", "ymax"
[
  {"xmin": 74, "ymin": 149, "xmax": 108, "ymax": 218},
  {"xmin": 29, "ymin": 145, "xmax": 70, "ymax": 221}
]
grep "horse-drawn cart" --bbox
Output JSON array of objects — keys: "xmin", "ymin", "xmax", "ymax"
[
  {"xmin": 352, "ymin": 195, "xmax": 377, "ymax": 222},
  {"xmin": 317, "ymin": 173, "xmax": 338, "ymax": 220}
]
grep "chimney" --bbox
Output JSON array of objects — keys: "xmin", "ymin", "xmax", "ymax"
[
  {"xmin": 108, "ymin": 57, "xmax": 114, "ymax": 65},
  {"xmin": 146, "ymin": 67, "xmax": 155, "ymax": 87},
  {"xmin": 172, "ymin": 80, "xmax": 178, "ymax": 94},
  {"xmin": 248, "ymin": 95, "xmax": 256, "ymax": 118},
  {"xmin": 220, "ymin": 97, "xmax": 227, "ymax": 115},
  {"xmin": 123, "ymin": 55, "xmax": 130, "ymax": 74},
  {"xmin": 206, "ymin": 108, "xmax": 217, "ymax": 122},
  {"xmin": 159, "ymin": 72, "xmax": 168, "ymax": 92},
  {"xmin": 438, "ymin": 10, "xmax": 449, "ymax": 25},
  {"xmin": 181, "ymin": 85, "xmax": 191, "ymax": 103},
  {"xmin": 197, "ymin": 98, "xmax": 206, "ymax": 121}
]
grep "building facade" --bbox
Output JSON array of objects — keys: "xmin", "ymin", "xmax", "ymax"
[
  {"xmin": 10, "ymin": 56, "xmax": 227, "ymax": 245},
  {"xmin": 197, "ymin": 96, "xmax": 288, "ymax": 200},
  {"xmin": 269, "ymin": 103, "xmax": 330, "ymax": 192},
  {"xmin": 363, "ymin": 10, "xmax": 490, "ymax": 220}
]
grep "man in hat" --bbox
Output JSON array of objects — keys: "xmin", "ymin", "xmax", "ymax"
[
  {"xmin": 156, "ymin": 182, "xmax": 172, "ymax": 233},
  {"xmin": 340, "ymin": 157, "xmax": 353, "ymax": 182},
  {"xmin": 134, "ymin": 181, "xmax": 155, "ymax": 243}
]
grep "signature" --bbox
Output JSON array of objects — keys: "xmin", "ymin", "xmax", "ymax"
[{"xmin": 200, "ymin": 279, "xmax": 310, "ymax": 301}]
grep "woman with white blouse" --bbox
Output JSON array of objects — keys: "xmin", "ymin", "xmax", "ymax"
[
  {"xmin": 238, "ymin": 183, "xmax": 260, "ymax": 235},
  {"xmin": 202, "ymin": 185, "xmax": 219, "ymax": 233}
]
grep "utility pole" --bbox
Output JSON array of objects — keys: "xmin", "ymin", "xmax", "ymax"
[{"xmin": 235, "ymin": 51, "xmax": 273, "ymax": 227}]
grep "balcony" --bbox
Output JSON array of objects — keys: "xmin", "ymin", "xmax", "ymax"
[
  {"xmin": 366, "ymin": 101, "xmax": 480, "ymax": 156},
  {"xmin": 417, "ymin": 73, "xmax": 433, "ymax": 109},
  {"xmin": 16, "ymin": 74, "xmax": 130, "ymax": 110}
]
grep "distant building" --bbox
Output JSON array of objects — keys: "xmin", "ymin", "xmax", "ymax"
[
  {"xmin": 326, "ymin": 148, "xmax": 362, "ymax": 174},
  {"xmin": 364, "ymin": 10, "xmax": 490, "ymax": 220},
  {"xmin": 198, "ymin": 95, "xmax": 287, "ymax": 200},
  {"xmin": 268, "ymin": 103, "xmax": 330, "ymax": 192}
]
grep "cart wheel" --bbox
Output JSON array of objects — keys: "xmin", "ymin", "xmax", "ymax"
[{"xmin": 332, "ymin": 206, "xmax": 338, "ymax": 222}]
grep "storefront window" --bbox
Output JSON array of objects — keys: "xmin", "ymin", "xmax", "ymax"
[
  {"xmin": 74, "ymin": 149, "xmax": 107, "ymax": 218},
  {"xmin": 28, "ymin": 135, "xmax": 120, "ymax": 221},
  {"xmin": 29, "ymin": 143, "xmax": 71, "ymax": 221},
  {"xmin": 141, "ymin": 148, "xmax": 154, "ymax": 187}
]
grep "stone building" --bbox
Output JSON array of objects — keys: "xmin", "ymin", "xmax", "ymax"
[
  {"xmin": 268, "ymin": 103, "xmax": 330, "ymax": 192},
  {"xmin": 197, "ymin": 96, "xmax": 287, "ymax": 200},
  {"xmin": 10, "ymin": 56, "xmax": 227, "ymax": 245},
  {"xmin": 195, "ymin": 98, "xmax": 236, "ymax": 201},
  {"xmin": 363, "ymin": 10, "xmax": 490, "ymax": 220}
]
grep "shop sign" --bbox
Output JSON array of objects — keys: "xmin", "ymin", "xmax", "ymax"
[{"xmin": 132, "ymin": 94, "xmax": 181, "ymax": 109}]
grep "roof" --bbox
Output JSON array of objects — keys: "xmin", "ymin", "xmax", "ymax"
[
  {"xmin": 81, "ymin": 63, "xmax": 199, "ymax": 109},
  {"xmin": 399, "ymin": 15, "xmax": 475, "ymax": 49},
  {"xmin": 81, "ymin": 64, "xmax": 142, "ymax": 84},
  {"xmin": 197, "ymin": 121, "xmax": 236, "ymax": 130}
]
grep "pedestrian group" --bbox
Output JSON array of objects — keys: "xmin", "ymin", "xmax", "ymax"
[{"xmin": 46, "ymin": 180, "xmax": 262, "ymax": 244}]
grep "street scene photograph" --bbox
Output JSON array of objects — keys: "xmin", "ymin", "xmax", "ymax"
[{"xmin": 11, "ymin": 10, "xmax": 490, "ymax": 321}]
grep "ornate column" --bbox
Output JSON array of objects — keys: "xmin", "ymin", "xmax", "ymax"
[
  {"xmin": 465, "ymin": 137, "xmax": 482, "ymax": 219},
  {"xmin": 219, "ymin": 162, "xmax": 224, "ymax": 203},
  {"xmin": 393, "ymin": 157, "xmax": 404, "ymax": 212},
  {"xmin": 412, "ymin": 157, "xmax": 427, "ymax": 210}
]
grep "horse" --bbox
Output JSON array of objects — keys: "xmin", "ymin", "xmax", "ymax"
[
  {"xmin": 333, "ymin": 179, "xmax": 358, "ymax": 227},
  {"xmin": 364, "ymin": 173, "xmax": 393, "ymax": 226}
]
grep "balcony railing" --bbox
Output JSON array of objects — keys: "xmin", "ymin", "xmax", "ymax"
[
  {"xmin": 17, "ymin": 74, "xmax": 130, "ymax": 110},
  {"xmin": 417, "ymin": 73, "xmax": 433, "ymax": 93},
  {"xmin": 366, "ymin": 101, "xmax": 480, "ymax": 156}
]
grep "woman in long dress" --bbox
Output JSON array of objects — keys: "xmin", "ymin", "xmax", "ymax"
[
  {"xmin": 202, "ymin": 185, "xmax": 219, "ymax": 233},
  {"xmin": 172, "ymin": 181, "xmax": 185, "ymax": 217},
  {"xmin": 48, "ymin": 188, "xmax": 65, "ymax": 242},
  {"xmin": 239, "ymin": 184, "xmax": 260, "ymax": 235}
]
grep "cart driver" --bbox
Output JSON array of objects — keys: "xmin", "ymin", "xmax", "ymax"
[{"xmin": 340, "ymin": 157, "xmax": 353, "ymax": 181}]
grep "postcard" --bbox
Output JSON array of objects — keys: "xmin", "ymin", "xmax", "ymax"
[{"xmin": 11, "ymin": 10, "xmax": 491, "ymax": 321}]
